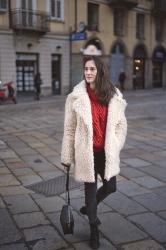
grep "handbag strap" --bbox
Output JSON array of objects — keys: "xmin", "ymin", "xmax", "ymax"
[{"xmin": 66, "ymin": 168, "xmax": 70, "ymax": 205}]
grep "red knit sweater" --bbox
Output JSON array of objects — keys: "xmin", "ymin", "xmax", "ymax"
[{"xmin": 87, "ymin": 84, "xmax": 108, "ymax": 151}]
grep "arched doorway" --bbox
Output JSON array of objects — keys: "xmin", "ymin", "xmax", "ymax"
[
  {"xmin": 133, "ymin": 45, "xmax": 147, "ymax": 89},
  {"xmin": 110, "ymin": 42, "xmax": 125, "ymax": 85},
  {"xmin": 152, "ymin": 46, "xmax": 166, "ymax": 88}
]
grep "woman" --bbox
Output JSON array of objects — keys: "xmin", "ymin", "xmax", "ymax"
[{"xmin": 61, "ymin": 56, "xmax": 127, "ymax": 249}]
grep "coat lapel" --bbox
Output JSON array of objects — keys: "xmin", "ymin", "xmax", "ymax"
[
  {"xmin": 71, "ymin": 81, "xmax": 127, "ymax": 134},
  {"xmin": 72, "ymin": 81, "xmax": 93, "ymax": 133}
]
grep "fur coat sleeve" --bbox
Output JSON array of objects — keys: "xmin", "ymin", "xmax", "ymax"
[
  {"xmin": 115, "ymin": 99, "xmax": 127, "ymax": 150},
  {"xmin": 61, "ymin": 94, "xmax": 76, "ymax": 166}
]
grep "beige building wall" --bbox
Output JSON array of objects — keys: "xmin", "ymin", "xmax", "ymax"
[
  {"xmin": 69, "ymin": 0, "xmax": 166, "ymax": 90},
  {"xmin": 0, "ymin": 0, "xmax": 166, "ymax": 93},
  {"xmin": 0, "ymin": 0, "xmax": 70, "ymax": 95}
]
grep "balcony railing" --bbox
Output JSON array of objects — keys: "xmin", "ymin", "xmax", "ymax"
[
  {"xmin": 108, "ymin": 0, "xmax": 138, "ymax": 9},
  {"xmin": 152, "ymin": 0, "xmax": 166, "ymax": 15},
  {"xmin": 10, "ymin": 9, "xmax": 50, "ymax": 33}
]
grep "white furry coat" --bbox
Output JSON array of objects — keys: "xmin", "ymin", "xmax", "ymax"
[{"xmin": 61, "ymin": 80, "xmax": 127, "ymax": 183}]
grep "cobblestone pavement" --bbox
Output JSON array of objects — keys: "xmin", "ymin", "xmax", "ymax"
[{"xmin": 0, "ymin": 89, "xmax": 166, "ymax": 250}]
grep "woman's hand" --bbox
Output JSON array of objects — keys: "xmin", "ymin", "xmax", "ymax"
[{"xmin": 61, "ymin": 163, "xmax": 70, "ymax": 171}]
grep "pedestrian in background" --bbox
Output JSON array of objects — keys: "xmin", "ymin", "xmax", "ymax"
[
  {"xmin": 61, "ymin": 56, "xmax": 127, "ymax": 249},
  {"xmin": 34, "ymin": 72, "xmax": 42, "ymax": 100},
  {"xmin": 118, "ymin": 69, "xmax": 126, "ymax": 92}
]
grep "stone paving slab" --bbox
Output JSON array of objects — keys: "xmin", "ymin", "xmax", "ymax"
[
  {"xmin": 132, "ymin": 193, "xmax": 166, "ymax": 212},
  {"xmin": 0, "ymin": 174, "xmax": 20, "ymax": 186},
  {"xmin": 158, "ymin": 211, "xmax": 166, "ymax": 220},
  {"xmin": 74, "ymin": 237, "xmax": 117, "ymax": 250},
  {"xmin": 98, "ymin": 212, "xmax": 147, "ymax": 245},
  {"xmin": 3, "ymin": 158, "xmax": 23, "ymax": 164},
  {"xmin": 128, "ymin": 212, "xmax": 166, "ymax": 243},
  {"xmin": 7, "ymin": 161, "xmax": 29, "ymax": 169},
  {"xmin": 12, "ymin": 168, "xmax": 36, "ymax": 176},
  {"xmin": 117, "ymin": 180, "xmax": 151, "ymax": 197},
  {"xmin": 140, "ymin": 165, "xmax": 166, "ymax": 183},
  {"xmin": 0, "ymin": 149, "xmax": 18, "ymax": 159},
  {"xmin": 139, "ymin": 152, "xmax": 166, "ymax": 163},
  {"xmin": 4, "ymin": 194, "xmax": 39, "ymax": 214},
  {"xmin": 18, "ymin": 174, "xmax": 43, "ymax": 186},
  {"xmin": 0, "ymin": 167, "xmax": 10, "ymax": 174},
  {"xmin": 35, "ymin": 196, "xmax": 66, "ymax": 213},
  {"xmin": 15, "ymin": 147, "xmax": 38, "ymax": 156},
  {"xmin": 120, "ymin": 239, "xmax": 165, "ymax": 250},
  {"xmin": 0, "ymin": 209, "xmax": 22, "ymax": 244},
  {"xmin": 35, "ymin": 147, "xmax": 57, "ymax": 157},
  {"xmin": 0, "ymin": 185, "xmax": 32, "ymax": 196},
  {"xmin": 23, "ymin": 225, "xmax": 67, "ymax": 249},
  {"xmin": 132, "ymin": 176, "xmax": 165, "ymax": 189},
  {"xmin": 0, "ymin": 244, "xmax": 28, "ymax": 250},
  {"xmin": 120, "ymin": 166, "xmax": 146, "ymax": 178},
  {"xmin": 38, "ymin": 169, "xmax": 64, "ymax": 180},
  {"xmin": 14, "ymin": 211, "xmax": 50, "ymax": 228},
  {"xmin": 104, "ymin": 191, "xmax": 147, "ymax": 216},
  {"xmin": 122, "ymin": 158, "xmax": 151, "ymax": 168}
]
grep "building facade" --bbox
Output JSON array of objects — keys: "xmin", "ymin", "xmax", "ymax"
[
  {"xmin": 0, "ymin": 0, "xmax": 166, "ymax": 96},
  {"xmin": 0, "ymin": 0, "xmax": 70, "ymax": 95},
  {"xmin": 71, "ymin": 0, "xmax": 166, "ymax": 90}
]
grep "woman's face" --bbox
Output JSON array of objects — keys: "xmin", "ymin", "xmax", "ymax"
[{"xmin": 84, "ymin": 60, "xmax": 97, "ymax": 84}]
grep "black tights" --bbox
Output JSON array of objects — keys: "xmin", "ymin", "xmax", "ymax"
[{"xmin": 84, "ymin": 150, "xmax": 116, "ymax": 224}]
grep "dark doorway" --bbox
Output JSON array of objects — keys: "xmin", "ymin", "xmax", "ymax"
[
  {"xmin": 133, "ymin": 46, "xmax": 146, "ymax": 89},
  {"xmin": 152, "ymin": 46, "xmax": 166, "ymax": 88},
  {"xmin": 133, "ymin": 58, "xmax": 145, "ymax": 89},
  {"xmin": 152, "ymin": 62, "xmax": 162, "ymax": 88},
  {"xmin": 110, "ymin": 42, "xmax": 125, "ymax": 85},
  {"xmin": 51, "ymin": 54, "xmax": 61, "ymax": 95}
]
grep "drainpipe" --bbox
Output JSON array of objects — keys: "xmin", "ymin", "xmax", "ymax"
[
  {"xmin": 8, "ymin": 0, "xmax": 12, "ymax": 29},
  {"xmin": 75, "ymin": 0, "xmax": 77, "ymax": 32}
]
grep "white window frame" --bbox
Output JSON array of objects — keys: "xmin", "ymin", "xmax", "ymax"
[
  {"xmin": 47, "ymin": 0, "xmax": 64, "ymax": 21},
  {"xmin": 0, "ymin": 0, "xmax": 7, "ymax": 12},
  {"xmin": 16, "ymin": 0, "xmax": 36, "ymax": 10}
]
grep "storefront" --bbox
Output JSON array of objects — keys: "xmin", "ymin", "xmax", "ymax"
[
  {"xmin": 16, "ymin": 53, "xmax": 38, "ymax": 93},
  {"xmin": 152, "ymin": 46, "xmax": 166, "ymax": 88}
]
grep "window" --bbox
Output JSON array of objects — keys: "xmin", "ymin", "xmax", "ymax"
[
  {"xmin": 155, "ymin": 18, "xmax": 164, "ymax": 41},
  {"xmin": 136, "ymin": 13, "xmax": 145, "ymax": 40},
  {"xmin": 50, "ymin": 0, "xmax": 64, "ymax": 20},
  {"xmin": 88, "ymin": 2, "xmax": 99, "ymax": 31},
  {"xmin": 0, "ymin": 0, "xmax": 7, "ymax": 11},
  {"xmin": 113, "ymin": 9, "xmax": 125, "ymax": 37}
]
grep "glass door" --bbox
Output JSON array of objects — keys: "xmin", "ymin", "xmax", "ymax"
[
  {"xmin": 16, "ymin": 60, "xmax": 36, "ymax": 92},
  {"xmin": 52, "ymin": 54, "xmax": 61, "ymax": 95}
]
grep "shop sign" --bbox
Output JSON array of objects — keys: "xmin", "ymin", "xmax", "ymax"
[{"xmin": 71, "ymin": 32, "xmax": 87, "ymax": 41}]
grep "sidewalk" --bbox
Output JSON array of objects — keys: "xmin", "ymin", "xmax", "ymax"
[{"xmin": 0, "ymin": 89, "xmax": 166, "ymax": 250}]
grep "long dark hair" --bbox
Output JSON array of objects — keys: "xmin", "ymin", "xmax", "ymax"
[{"xmin": 83, "ymin": 56, "xmax": 116, "ymax": 105}]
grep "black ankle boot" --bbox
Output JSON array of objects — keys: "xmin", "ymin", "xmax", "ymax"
[
  {"xmin": 80, "ymin": 206, "xmax": 101, "ymax": 225},
  {"xmin": 90, "ymin": 223, "xmax": 100, "ymax": 249}
]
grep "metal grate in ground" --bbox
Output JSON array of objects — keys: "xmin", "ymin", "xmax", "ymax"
[{"xmin": 26, "ymin": 174, "xmax": 83, "ymax": 197}]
